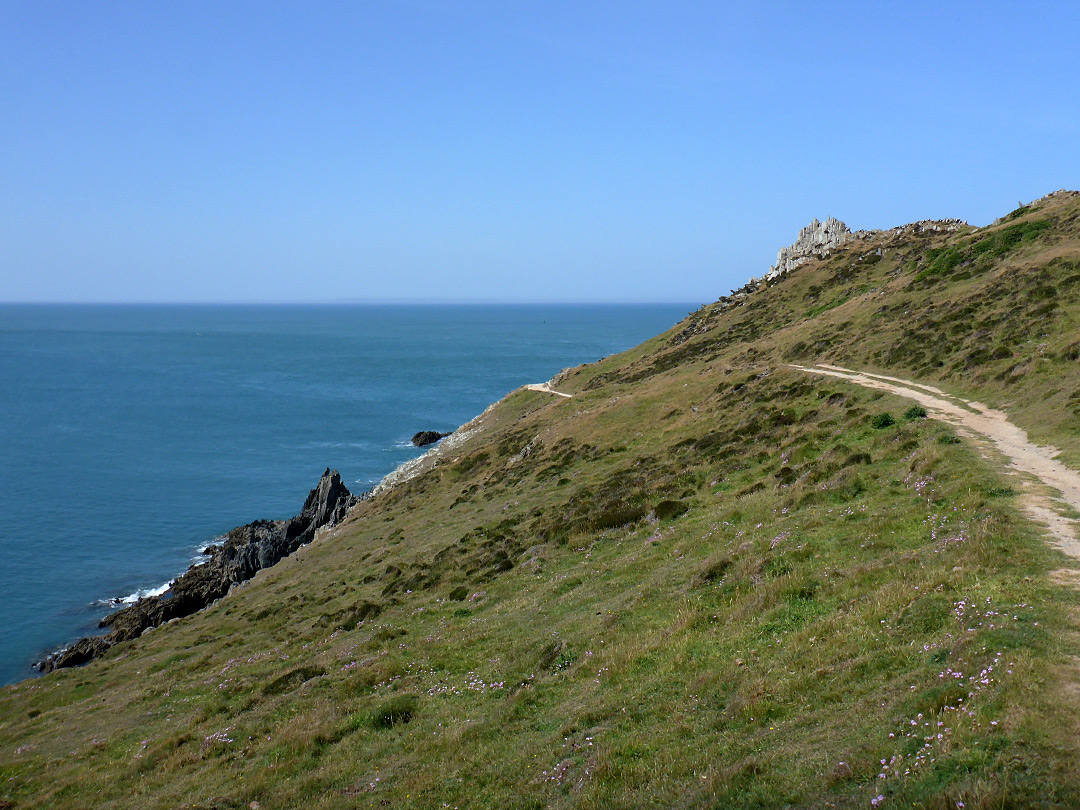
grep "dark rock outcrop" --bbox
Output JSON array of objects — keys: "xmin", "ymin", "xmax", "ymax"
[
  {"xmin": 38, "ymin": 469, "xmax": 357, "ymax": 673},
  {"xmin": 37, "ymin": 636, "xmax": 113, "ymax": 671},
  {"xmin": 411, "ymin": 431, "xmax": 450, "ymax": 447}
]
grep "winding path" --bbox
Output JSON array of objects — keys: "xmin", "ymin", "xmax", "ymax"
[{"xmin": 790, "ymin": 363, "xmax": 1080, "ymax": 560}]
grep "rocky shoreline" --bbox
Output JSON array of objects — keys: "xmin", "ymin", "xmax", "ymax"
[
  {"xmin": 35, "ymin": 385, "xmax": 546, "ymax": 674},
  {"xmin": 37, "ymin": 468, "xmax": 358, "ymax": 673}
]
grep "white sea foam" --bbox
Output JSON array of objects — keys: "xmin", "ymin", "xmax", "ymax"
[
  {"xmin": 121, "ymin": 581, "xmax": 172, "ymax": 603},
  {"xmin": 92, "ymin": 536, "xmax": 221, "ymax": 611},
  {"xmin": 95, "ymin": 580, "xmax": 172, "ymax": 608},
  {"xmin": 191, "ymin": 538, "xmax": 222, "ymax": 563}
]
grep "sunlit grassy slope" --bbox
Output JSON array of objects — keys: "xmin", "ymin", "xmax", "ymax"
[{"xmin": 3, "ymin": 192, "xmax": 1080, "ymax": 809}]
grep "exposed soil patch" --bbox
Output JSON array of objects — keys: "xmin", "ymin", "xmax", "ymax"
[{"xmin": 523, "ymin": 382, "xmax": 573, "ymax": 398}]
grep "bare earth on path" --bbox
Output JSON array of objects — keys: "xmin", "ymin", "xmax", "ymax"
[
  {"xmin": 791, "ymin": 363, "xmax": 1080, "ymax": 561},
  {"xmin": 523, "ymin": 382, "xmax": 573, "ymax": 398}
]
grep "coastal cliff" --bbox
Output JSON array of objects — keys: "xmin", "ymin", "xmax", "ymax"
[
  {"xmin": 6, "ymin": 191, "xmax": 1080, "ymax": 809},
  {"xmin": 37, "ymin": 469, "xmax": 357, "ymax": 672}
]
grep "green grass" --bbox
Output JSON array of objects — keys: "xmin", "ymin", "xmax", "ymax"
[
  {"xmin": 914, "ymin": 218, "xmax": 1053, "ymax": 282},
  {"xmin": 3, "ymin": 193, "xmax": 1080, "ymax": 808}
]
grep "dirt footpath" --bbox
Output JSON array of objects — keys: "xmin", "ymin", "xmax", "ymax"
[
  {"xmin": 523, "ymin": 382, "xmax": 573, "ymax": 398},
  {"xmin": 791, "ymin": 363, "xmax": 1080, "ymax": 561}
]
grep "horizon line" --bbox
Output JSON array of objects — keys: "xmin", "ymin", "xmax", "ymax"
[{"xmin": 0, "ymin": 298, "xmax": 706, "ymax": 307}]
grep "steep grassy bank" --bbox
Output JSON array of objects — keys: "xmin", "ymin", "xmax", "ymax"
[{"xmin": 3, "ymin": 193, "xmax": 1080, "ymax": 809}]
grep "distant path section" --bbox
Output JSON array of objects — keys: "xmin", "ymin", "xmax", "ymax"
[
  {"xmin": 790, "ymin": 363, "xmax": 1080, "ymax": 560},
  {"xmin": 524, "ymin": 382, "xmax": 573, "ymax": 398}
]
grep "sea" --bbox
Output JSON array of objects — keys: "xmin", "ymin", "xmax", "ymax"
[{"xmin": 0, "ymin": 303, "xmax": 693, "ymax": 685}]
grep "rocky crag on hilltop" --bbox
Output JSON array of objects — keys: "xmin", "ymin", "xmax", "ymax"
[
  {"xmin": 721, "ymin": 213, "xmax": 970, "ymax": 303},
  {"xmin": 38, "ymin": 469, "xmax": 358, "ymax": 672},
  {"xmin": 766, "ymin": 216, "xmax": 853, "ymax": 280},
  {"xmin": 763, "ymin": 215, "xmax": 968, "ymax": 283}
]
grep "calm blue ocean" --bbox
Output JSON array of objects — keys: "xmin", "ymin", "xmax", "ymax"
[{"xmin": 0, "ymin": 303, "xmax": 691, "ymax": 684}]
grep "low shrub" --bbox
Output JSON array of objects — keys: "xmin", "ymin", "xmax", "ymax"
[
  {"xmin": 904, "ymin": 405, "xmax": 928, "ymax": 420},
  {"xmin": 871, "ymin": 413, "xmax": 896, "ymax": 429}
]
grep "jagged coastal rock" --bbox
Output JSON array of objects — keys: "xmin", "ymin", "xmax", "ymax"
[
  {"xmin": 412, "ymin": 430, "xmax": 451, "ymax": 447},
  {"xmin": 767, "ymin": 216, "xmax": 853, "ymax": 281},
  {"xmin": 38, "ymin": 468, "xmax": 357, "ymax": 673}
]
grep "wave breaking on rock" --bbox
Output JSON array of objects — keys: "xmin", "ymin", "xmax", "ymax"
[{"xmin": 37, "ymin": 468, "xmax": 357, "ymax": 673}]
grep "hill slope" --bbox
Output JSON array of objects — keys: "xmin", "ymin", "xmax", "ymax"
[{"xmin": 3, "ymin": 192, "xmax": 1080, "ymax": 809}]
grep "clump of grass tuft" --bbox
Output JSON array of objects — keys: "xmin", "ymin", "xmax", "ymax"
[
  {"xmin": 904, "ymin": 405, "xmax": 928, "ymax": 420},
  {"xmin": 691, "ymin": 552, "xmax": 734, "ymax": 588},
  {"xmin": 262, "ymin": 666, "xmax": 325, "ymax": 696},
  {"xmin": 653, "ymin": 500, "xmax": 689, "ymax": 520},
  {"xmin": 370, "ymin": 694, "xmax": 418, "ymax": 729}
]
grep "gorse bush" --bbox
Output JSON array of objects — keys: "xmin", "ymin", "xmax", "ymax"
[
  {"xmin": 871, "ymin": 412, "xmax": 896, "ymax": 429},
  {"xmin": 904, "ymin": 405, "xmax": 928, "ymax": 420}
]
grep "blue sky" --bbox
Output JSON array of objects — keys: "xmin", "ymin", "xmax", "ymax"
[{"xmin": 1, "ymin": 1, "xmax": 1078, "ymax": 303}]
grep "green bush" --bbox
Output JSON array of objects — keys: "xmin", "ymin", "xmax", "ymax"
[
  {"xmin": 871, "ymin": 413, "xmax": 896, "ymax": 429},
  {"xmin": 371, "ymin": 695, "xmax": 418, "ymax": 730},
  {"xmin": 969, "ymin": 219, "xmax": 1051, "ymax": 259},
  {"xmin": 904, "ymin": 405, "xmax": 928, "ymax": 420},
  {"xmin": 914, "ymin": 218, "xmax": 1051, "ymax": 282}
]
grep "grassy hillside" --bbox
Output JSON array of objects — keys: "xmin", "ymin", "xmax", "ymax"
[{"xmin": 3, "ymin": 192, "xmax": 1080, "ymax": 809}]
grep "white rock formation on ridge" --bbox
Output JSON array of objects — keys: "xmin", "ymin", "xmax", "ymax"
[{"xmin": 766, "ymin": 216, "xmax": 852, "ymax": 281}]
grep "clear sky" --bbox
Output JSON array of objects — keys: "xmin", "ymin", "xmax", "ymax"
[{"xmin": 2, "ymin": 1, "xmax": 1078, "ymax": 304}]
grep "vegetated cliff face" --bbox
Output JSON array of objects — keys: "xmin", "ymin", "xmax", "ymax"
[
  {"xmin": 5, "ymin": 191, "xmax": 1080, "ymax": 810},
  {"xmin": 37, "ymin": 469, "xmax": 357, "ymax": 672}
]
